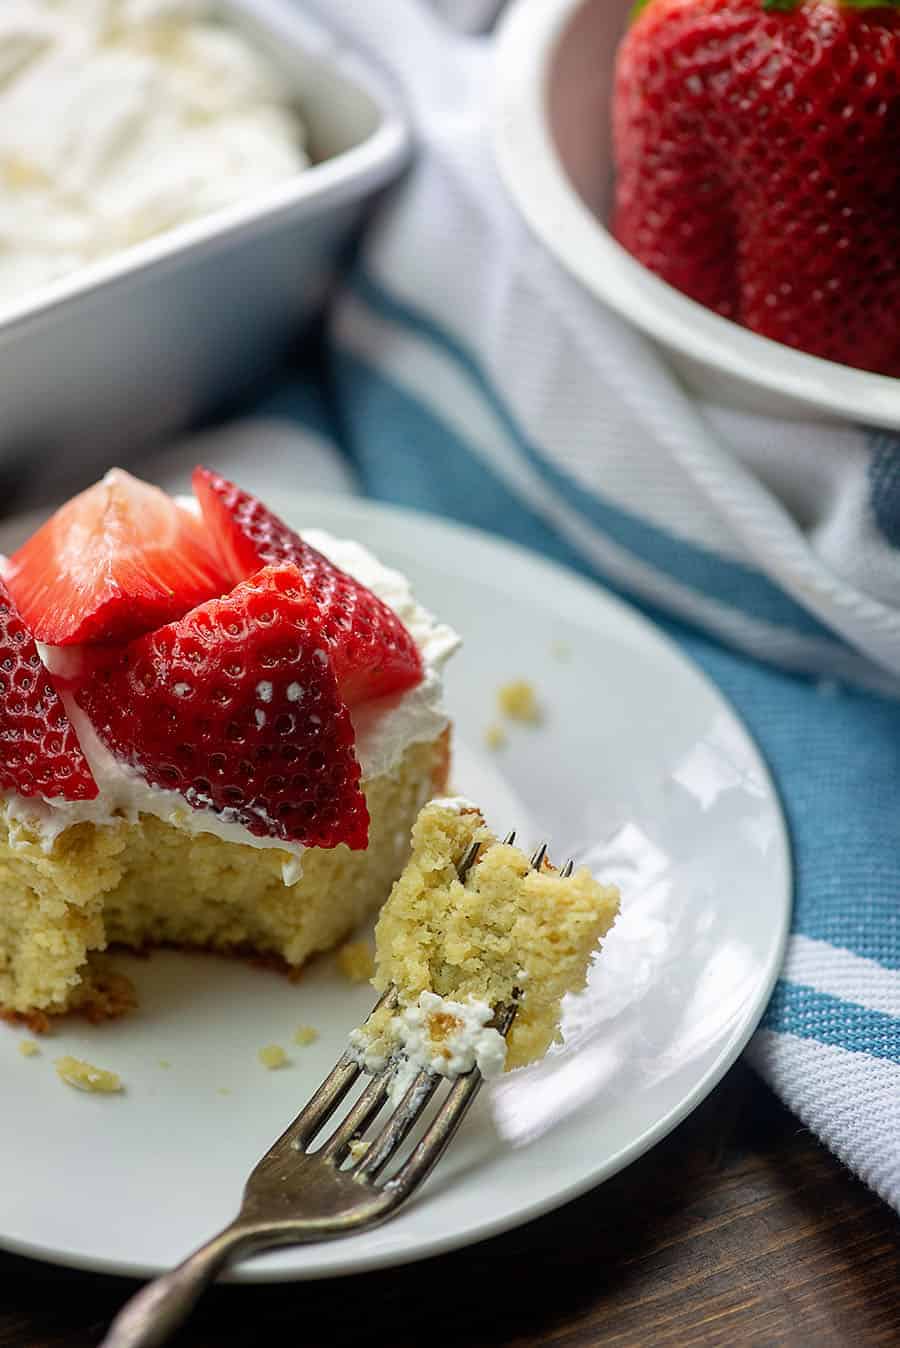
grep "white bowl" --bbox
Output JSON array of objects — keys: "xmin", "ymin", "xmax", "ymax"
[
  {"xmin": 493, "ymin": 0, "xmax": 900, "ymax": 428},
  {"xmin": 0, "ymin": 0, "xmax": 409, "ymax": 501}
]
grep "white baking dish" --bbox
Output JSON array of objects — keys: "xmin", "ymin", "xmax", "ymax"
[{"xmin": 0, "ymin": 0, "xmax": 409, "ymax": 502}]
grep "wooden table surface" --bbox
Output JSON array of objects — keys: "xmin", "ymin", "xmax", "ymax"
[{"xmin": 2, "ymin": 1060, "xmax": 898, "ymax": 1348}]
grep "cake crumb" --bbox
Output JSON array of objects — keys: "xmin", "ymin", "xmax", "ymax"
[
  {"xmin": 55, "ymin": 1056, "xmax": 122, "ymax": 1094},
  {"xmin": 18, "ymin": 1039, "xmax": 39, "ymax": 1058},
  {"xmin": 337, "ymin": 941, "xmax": 375, "ymax": 983},
  {"xmin": 484, "ymin": 723, "xmax": 507, "ymax": 751},
  {"xmin": 158, "ymin": 1059, "xmax": 171, "ymax": 1070},
  {"xmin": 550, "ymin": 640, "xmax": 571, "ymax": 661},
  {"xmin": 258, "ymin": 1044, "xmax": 288, "ymax": 1070},
  {"xmin": 293, "ymin": 1025, "xmax": 319, "ymax": 1047},
  {"xmin": 497, "ymin": 679, "xmax": 542, "ymax": 724},
  {"xmin": 349, "ymin": 1138, "xmax": 370, "ymax": 1161},
  {"xmin": 217, "ymin": 1087, "xmax": 232, "ymax": 1096}
]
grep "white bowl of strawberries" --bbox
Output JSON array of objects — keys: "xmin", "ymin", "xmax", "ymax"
[{"xmin": 493, "ymin": 0, "xmax": 900, "ymax": 428}]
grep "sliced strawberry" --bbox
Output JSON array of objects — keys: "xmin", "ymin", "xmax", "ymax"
[
  {"xmin": 6, "ymin": 469, "xmax": 229, "ymax": 647},
  {"xmin": 193, "ymin": 467, "xmax": 423, "ymax": 707},
  {"xmin": 0, "ymin": 579, "xmax": 97, "ymax": 800},
  {"xmin": 73, "ymin": 564, "xmax": 369, "ymax": 850}
]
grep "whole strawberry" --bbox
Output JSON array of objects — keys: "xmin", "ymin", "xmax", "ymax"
[{"xmin": 613, "ymin": 0, "xmax": 900, "ymax": 376}]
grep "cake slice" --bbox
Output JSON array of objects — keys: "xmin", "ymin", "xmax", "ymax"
[
  {"xmin": 0, "ymin": 469, "xmax": 457, "ymax": 1024},
  {"xmin": 351, "ymin": 800, "xmax": 620, "ymax": 1089}
]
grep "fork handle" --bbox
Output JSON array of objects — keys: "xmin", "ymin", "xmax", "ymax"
[{"xmin": 100, "ymin": 1222, "xmax": 261, "ymax": 1348}]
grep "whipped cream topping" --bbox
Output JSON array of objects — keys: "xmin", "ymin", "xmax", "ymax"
[
  {"xmin": 350, "ymin": 991, "xmax": 508, "ymax": 1105},
  {"xmin": 0, "ymin": 0, "xmax": 308, "ymax": 308},
  {"xmin": 1, "ymin": 529, "xmax": 459, "ymax": 874}
]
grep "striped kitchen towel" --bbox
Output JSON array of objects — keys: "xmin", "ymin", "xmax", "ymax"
[{"xmin": 297, "ymin": 0, "xmax": 898, "ymax": 1209}]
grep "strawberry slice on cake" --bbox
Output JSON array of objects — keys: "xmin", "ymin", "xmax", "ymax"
[
  {"xmin": 74, "ymin": 565, "xmax": 371, "ymax": 851},
  {"xmin": 0, "ymin": 579, "xmax": 97, "ymax": 802},
  {"xmin": 194, "ymin": 467, "xmax": 423, "ymax": 707},
  {"xmin": 0, "ymin": 468, "xmax": 456, "ymax": 1025},
  {"xmin": 6, "ymin": 469, "xmax": 228, "ymax": 646}
]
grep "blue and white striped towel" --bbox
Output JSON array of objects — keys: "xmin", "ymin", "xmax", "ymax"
[
  {"xmin": 173, "ymin": 0, "xmax": 900, "ymax": 1209},
  {"xmin": 327, "ymin": 0, "xmax": 900, "ymax": 1209}
]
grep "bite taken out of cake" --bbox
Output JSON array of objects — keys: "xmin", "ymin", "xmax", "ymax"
[
  {"xmin": 0, "ymin": 467, "xmax": 458, "ymax": 1025},
  {"xmin": 351, "ymin": 800, "xmax": 620, "ymax": 1096}
]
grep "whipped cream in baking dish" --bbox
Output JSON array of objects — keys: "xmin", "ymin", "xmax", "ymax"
[
  {"xmin": 1, "ymin": 530, "xmax": 460, "ymax": 875},
  {"xmin": 0, "ymin": 0, "xmax": 309, "ymax": 306}
]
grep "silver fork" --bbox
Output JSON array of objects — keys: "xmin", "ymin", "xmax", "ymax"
[{"xmin": 102, "ymin": 837, "xmax": 572, "ymax": 1348}]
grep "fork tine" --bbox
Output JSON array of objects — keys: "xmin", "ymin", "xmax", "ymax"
[
  {"xmin": 492, "ymin": 1001, "xmax": 518, "ymax": 1036},
  {"xmin": 384, "ymin": 1070, "xmax": 485, "ymax": 1200},
  {"xmin": 560, "ymin": 858, "xmax": 575, "ymax": 879},
  {"xmin": 530, "ymin": 841, "xmax": 548, "ymax": 871},
  {"xmin": 283, "ymin": 987, "xmax": 398, "ymax": 1149},
  {"xmin": 318, "ymin": 1072, "xmax": 391, "ymax": 1164},
  {"xmin": 288, "ymin": 1053, "xmax": 362, "ymax": 1150},
  {"xmin": 379, "ymin": 999, "xmax": 519, "ymax": 1197},
  {"xmin": 456, "ymin": 839, "xmax": 482, "ymax": 883},
  {"xmin": 457, "ymin": 830, "xmax": 518, "ymax": 885},
  {"xmin": 353, "ymin": 1069, "xmax": 441, "ymax": 1180}
]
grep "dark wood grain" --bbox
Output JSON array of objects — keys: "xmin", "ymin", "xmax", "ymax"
[{"xmin": 2, "ymin": 1061, "xmax": 898, "ymax": 1348}]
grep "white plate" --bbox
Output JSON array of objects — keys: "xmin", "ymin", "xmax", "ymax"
[{"xmin": 0, "ymin": 494, "xmax": 791, "ymax": 1281}]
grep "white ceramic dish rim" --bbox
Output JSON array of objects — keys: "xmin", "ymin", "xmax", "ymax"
[
  {"xmin": 492, "ymin": 0, "xmax": 900, "ymax": 428},
  {"xmin": 0, "ymin": 0, "xmax": 409, "ymax": 341},
  {"xmin": 0, "ymin": 496, "xmax": 792, "ymax": 1283}
]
